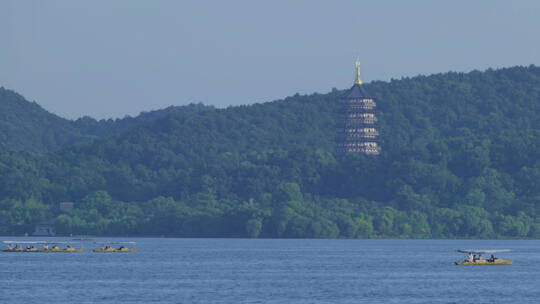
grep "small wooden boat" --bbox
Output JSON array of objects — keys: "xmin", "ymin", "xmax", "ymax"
[
  {"xmin": 93, "ymin": 247, "xmax": 137, "ymax": 253},
  {"xmin": 1, "ymin": 247, "xmax": 25, "ymax": 252},
  {"xmin": 2, "ymin": 241, "xmax": 85, "ymax": 253},
  {"xmin": 455, "ymin": 259, "xmax": 513, "ymax": 265},
  {"xmin": 41, "ymin": 246, "xmax": 85, "ymax": 253},
  {"xmin": 455, "ymin": 249, "xmax": 513, "ymax": 265},
  {"xmin": 93, "ymin": 241, "xmax": 137, "ymax": 253}
]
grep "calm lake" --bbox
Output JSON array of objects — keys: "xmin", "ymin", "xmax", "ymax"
[{"xmin": 1, "ymin": 238, "xmax": 539, "ymax": 303}]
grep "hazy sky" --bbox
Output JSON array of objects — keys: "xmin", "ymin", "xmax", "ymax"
[{"xmin": 1, "ymin": 1, "xmax": 540, "ymax": 119}]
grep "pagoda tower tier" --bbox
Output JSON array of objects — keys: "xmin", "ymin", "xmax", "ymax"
[{"xmin": 336, "ymin": 61, "xmax": 380, "ymax": 154}]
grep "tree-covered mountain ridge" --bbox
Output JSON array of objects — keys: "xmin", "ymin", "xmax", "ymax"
[
  {"xmin": 0, "ymin": 87, "xmax": 211, "ymax": 153},
  {"xmin": 1, "ymin": 65, "xmax": 539, "ymax": 238}
]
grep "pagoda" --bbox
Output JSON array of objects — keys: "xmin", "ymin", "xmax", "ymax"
[{"xmin": 336, "ymin": 61, "xmax": 380, "ymax": 154}]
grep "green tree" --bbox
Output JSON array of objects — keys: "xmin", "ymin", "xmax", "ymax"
[{"xmin": 246, "ymin": 218, "xmax": 262, "ymax": 238}]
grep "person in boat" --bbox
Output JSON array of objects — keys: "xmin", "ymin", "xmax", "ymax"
[
  {"xmin": 7, "ymin": 244, "xmax": 13, "ymax": 250},
  {"xmin": 119, "ymin": 246, "xmax": 125, "ymax": 250},
  {"xmin": 473, "ymin": 254, "xmax": 477, "ymax": 262},
  {"xmin": 488, "ymin": 255, "xmax": 495, "ymax": 262},
  {"xmin": 43, "ymin": 244, "xmax": 49, "ymax": 250},
  {"xmin": 478, "ymin": 254, "xmax": 483, "ymax": 261},
  {"xmin": 66, "ymin": 245, "xmax": 71, "ymax": 249},
  {"xmin": 467, "ymin": 253, "xmax": 474, "ymax": 262}
]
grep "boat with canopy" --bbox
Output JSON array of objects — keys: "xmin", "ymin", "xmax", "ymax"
[
  {"xmin": 455, "ymin": 249, "xmax": 513, "ymax": 265},
  {"xmin": 93, "ymin": 241, "xmax": 137, "ymax": 253},
  {"xmin": 2, "ymin": 241, "xmax": 85, "ymax": 253}
]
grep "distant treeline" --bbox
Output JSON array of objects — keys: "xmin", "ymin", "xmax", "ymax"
[{"xmin": 1, "ymin": 66, "xmax": 539, "ymax": 238}]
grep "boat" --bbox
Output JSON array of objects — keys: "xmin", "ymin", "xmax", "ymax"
[
  {"xmin": 41, "ymin": 245, "xmax": 85, "ymax": 253},
  {"xmin": 93, "ymin": 241, "xmax": 137, "ymax": 253},
  {"xmin": 2, "ymin": 241, "xmax": 85, "ymax": 253},
  {"xmin": 455, "ymin": 249, "xmax": 513, "ymax": 265},
  {"xmin": 1, "ymin": 244, "xmax": 25, "ymax": 252}
]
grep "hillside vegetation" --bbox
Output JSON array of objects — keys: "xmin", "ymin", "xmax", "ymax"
[
  {"xmin": 1, "ymin": 66, "xmax": 539, "ymax": 238},
  {"xmin": 0, "ymin": 87, "xmax": 209, "ymax": 153},
  {"xmin": 0, "ymin": 88, "xmax": 83, "ymax": 153}
]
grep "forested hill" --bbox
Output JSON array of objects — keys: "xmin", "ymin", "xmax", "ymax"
[
  {"xmin": 0, "ymin": 87, "xmax": 81, "ymax": 153},
  {"xmin": 1, "ymin": 65, "xmax": 540, "ymax": 238},
  {"xmin": 0, "ymin": 87, "xmax": 210, "ymax": 153}
]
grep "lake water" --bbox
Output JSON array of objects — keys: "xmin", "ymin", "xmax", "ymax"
[{"xmin": 1, "ymin": 238, "xmax": 539, "ymax": 303}]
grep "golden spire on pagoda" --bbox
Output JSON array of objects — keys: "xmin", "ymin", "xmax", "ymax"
[{"xmin": 354, "ymin": 60, "xmax": 362, "ymax": 85}]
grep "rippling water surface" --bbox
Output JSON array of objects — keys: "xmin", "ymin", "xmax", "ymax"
[{"xmin": 1, "ymin": 238, "xmax": 539, "ymax": 303}]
